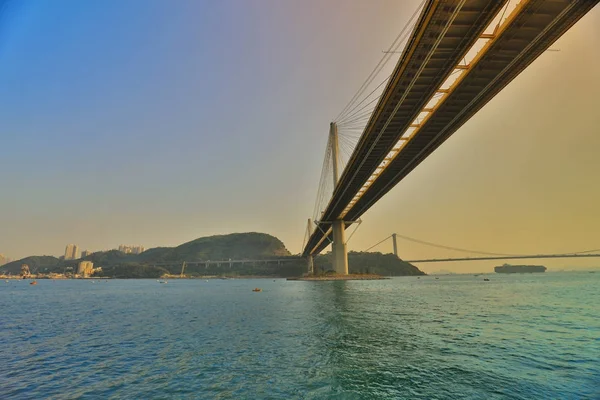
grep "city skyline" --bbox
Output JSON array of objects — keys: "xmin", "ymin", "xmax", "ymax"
[{"xmin": 0, "ymin": 1, "xmax": 599, "ymax": 273}]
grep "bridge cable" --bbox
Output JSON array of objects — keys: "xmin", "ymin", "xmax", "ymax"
[
  {"xmin": 368, "ymin": 232, "xmax": 600, "ymax": 257},
  {"xmin": 350, "ymin": 1, "xmax": 577, "ymax": 220},
  {"xmin": 392, "ymin": 233, "xmax": 522, "ymax": 256},
  {"xmin": 337, "ymin": 75, "xmax": 391, "ymax": 125},
  {"xmin": 365, "ymin": 234, "xmax": 393, "ymax": 252},
  {"xmin": 564, "ymin": 247, "xmax": 600, "ymax": 255},
  {"xmin": 334, "ymin": 0, "xmax": 426, "ymax": 122},
  {"xmin": 312, "ymin": 132, "xmax": 333, "ymax": 222},
  {"xmin": 329, "ymin": 0, "xmax": 467, "ymax": 217}
]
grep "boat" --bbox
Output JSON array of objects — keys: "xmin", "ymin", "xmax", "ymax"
[
  {"xmin": 158, "ymin": 280, "xmax": 168, "ymax": 284},
  {"xmin": 483, "ymin": 278, "xmax": 490, "ymax": 281},
  {"xmin": 30, "ymin": 280, "xmax": 37, "ymax": 285},
  {"xmin": 494, "ymin": 264, "xmax": 546, "ymax": 273},
  {"xmin": 252, "ymin": 288, "xmax": 262, "ymax": 292}
]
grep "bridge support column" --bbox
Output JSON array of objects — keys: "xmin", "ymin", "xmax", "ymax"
[
  {"xmin": 392, "ymin": 233, "xmax": 398, "ymax": 257},
  {"xmin": 332, "ymin": 220, "xmax": 348, "ymax": 275},
  {"xmin": 307, "ymin": 255, "xmax": 314, "ymax": 275}
]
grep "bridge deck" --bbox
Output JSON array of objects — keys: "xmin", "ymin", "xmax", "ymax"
[
  {"xmin": 324, "ymin": 0, "xmax": 506, "ymax": 221},
  {"xmin": 305, "ymin": 0, "xmax": 599, "ymax": 256},
  {"xmin": 304, "ymin": 0, "xmax": 506, "ymax": 256},
  {"xmin": 344, "ymin": 0, "xmax": 599, "ymax": 223}
]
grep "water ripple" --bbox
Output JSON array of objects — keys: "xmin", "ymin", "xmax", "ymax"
[{"xmin": 1, "ymin": 273, "xmax": 599, "ymax": 399}]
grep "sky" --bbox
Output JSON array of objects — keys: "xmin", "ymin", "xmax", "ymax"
[{"xmin": 1, "ymin": 0, "xmax": 599, "ymax": 273}]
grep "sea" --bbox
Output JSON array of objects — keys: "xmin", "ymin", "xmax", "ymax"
[{"xmin": 1, "ymin": 272, "xmax": 598, "ymax": 399}]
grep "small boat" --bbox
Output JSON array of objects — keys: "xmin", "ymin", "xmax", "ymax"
[
  {"xmin": 158, "ymin": 280, "xmax": 168, "ymax": 284},
  {"xmin": 483, "ymin": 278, "xmax": 490, "ymax": 281},
  {"xmin": 30, "ymin": 280, "xmax": 37, "ymax": 285},
  {"xmin": 252, "ymin": 288, "xmax": 262, "ymax": 292}
]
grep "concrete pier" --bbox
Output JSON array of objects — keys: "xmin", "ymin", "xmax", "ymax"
[{"xmin": 332, "ymin": 219, "xmax": 348, "ymax": 275}]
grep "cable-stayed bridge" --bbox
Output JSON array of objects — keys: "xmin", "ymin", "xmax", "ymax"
[{"xmin": 302, "ymin": 0, "xmax": 599, "ymax": 274}]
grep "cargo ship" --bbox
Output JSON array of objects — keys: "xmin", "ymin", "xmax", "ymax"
[{"xmin": 494, "ymin": 264, "xmax": 546, "ymax": 273}]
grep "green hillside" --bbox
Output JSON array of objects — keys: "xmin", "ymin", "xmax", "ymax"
[
  {"xmin": 0, "ymin": 256, "xmax": 62, "ymax": 275},
  {"xmin": 137, "ymin": 232, "xmax": 290, "ymax": 263}
]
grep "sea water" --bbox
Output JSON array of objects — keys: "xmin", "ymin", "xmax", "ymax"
[{"xmin": 1, "ymin": 272, "xmax": 598, "ymax": 399}]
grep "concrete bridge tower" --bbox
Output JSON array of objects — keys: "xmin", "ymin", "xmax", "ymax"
[{"xmin": 330, "ymin": 122, "xmax": 349, "ymax": 275}]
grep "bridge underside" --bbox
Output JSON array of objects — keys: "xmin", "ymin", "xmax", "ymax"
[
  {"xmin": 304, "ymin": 0, "xmax": 598, "ymax": 258},
  {"xmin": 305, "ymin": 0, "xmax": 506, "ymax": 257}
]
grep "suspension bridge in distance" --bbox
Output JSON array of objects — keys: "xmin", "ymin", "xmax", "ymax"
[
  {"xmin": 368, "ymin": 233, "xmax": 600, "ymax": 264},
  {"xmin": 406, "ymin": 254, "xmax": 600, "ymax": 263},
  {"xmin": 302, "ymin": 0, "xmax": 599, "ymax": 275}
]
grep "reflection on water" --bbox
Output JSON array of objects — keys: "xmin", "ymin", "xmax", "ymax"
[{"xmin": 1, "ymin": 273, "xmax": 598, "ymax": 399}]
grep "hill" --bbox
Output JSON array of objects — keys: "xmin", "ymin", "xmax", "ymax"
[
  {"xmin": 0, "ymin": 256, "xmax": 62, "ymax": 275},
  {"xmin": 1, "ymin": 233, "xmax": 425, "ymax": 278},
  {"xmin": 136, "ymin": 232, "xmax": 291, "ymax": 263}
]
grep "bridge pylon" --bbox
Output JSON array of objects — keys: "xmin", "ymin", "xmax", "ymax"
[
  {"xmin": 307, "ymin": 255, "xmax": 314, "ymax": 275},
  {"xmin": 330, "ymin": 122, "xmax": 349, "ymax": 275},
  {"xmin": 332, "ymin": 219, "xmax": 348, "ymax": 274}
]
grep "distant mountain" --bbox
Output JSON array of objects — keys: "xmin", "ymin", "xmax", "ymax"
[
  {"xmin": 1, "ymin": 232, "xmax": 425, "ymax": 278},
  {"xmin": 0, "ymin": 256, "xmax": 62, "ymax": 275},
  {"xmin": 136, "ymin": 232, "xmax": 291, "ymax": 263},
  {"xmin": 1, "ymin": 233, "xmax": 292, "ymax": 277}
]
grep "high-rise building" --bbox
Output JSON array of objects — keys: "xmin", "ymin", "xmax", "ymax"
[
  {"xmin": 64, "ymin": 244, "xmax": 79, "ymax": 260},
  {"xmin": 77, "ymin": 261, "xmax": 94, "ymax": 277},
  {"xmin": 118, "ymin": 245, "xmax": 145, "ymax": 255},
  {"xmin": 0, "ymin": 253, "xmax": 6, "ymax": 266},
  {"xmin": 81, "ymin": 250, "xmax": 92, "ymax": 258}
]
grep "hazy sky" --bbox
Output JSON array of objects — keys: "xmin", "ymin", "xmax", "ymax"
[{"xmin": 1, "ymin": 1, "xmax": 599, "ymax": 273}]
